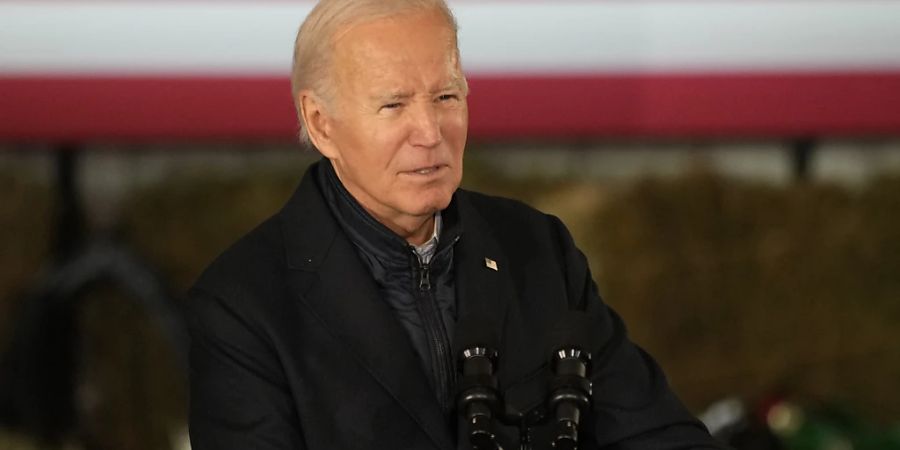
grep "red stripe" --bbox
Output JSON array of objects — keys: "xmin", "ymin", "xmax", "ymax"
[
  {"xmin": 1, "ymin": 73, "xmax": 899, "ymax": 142},
  {"xmin": 470, "ymin": 73, "xmax": 900, "ymax": 139},
  {"xmin": 0, "ymin": 77, "xmax": 297, "ymax": 142}
]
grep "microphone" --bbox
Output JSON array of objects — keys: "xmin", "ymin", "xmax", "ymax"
[
  {"xmin": 455, "ymin": 316, "xmax": 502, "ymax": 450},
  {"xmin": 547, "ymin": 312, "xmax": 596, "ymax": 450}
]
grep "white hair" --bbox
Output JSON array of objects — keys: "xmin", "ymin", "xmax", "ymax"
[{"xmin": 291, "ymin": 0, "xmax": 465, "ymax": 146}]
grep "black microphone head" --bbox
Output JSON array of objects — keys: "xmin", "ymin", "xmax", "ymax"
[
  {"xmin": 545, "ymin": 310, "xmax": 601, "ymax": 367},
  {"xmin": 454, "ymin": 314, "xmax": 501, "ymax": 367},
  {"xmin": 455, "ymin": 314, "xmax": 503, "ymax": 446},
  {"xmin": 546, "ymin": 310, "xmax": 597, "ymax": 449}
]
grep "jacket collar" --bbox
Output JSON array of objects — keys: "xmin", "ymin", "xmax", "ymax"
[
  {"xmin": 315, "ymin": 158, "xmax": 410, "ymax": 265},
  {"xmin": 315, "ymin": 158, "xmax": 463, "ymax": 268},
  {"xmin": 278, "ymin": 162, "xmax": 513, "ymax": 449}
]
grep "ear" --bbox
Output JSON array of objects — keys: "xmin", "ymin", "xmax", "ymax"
[{"xmin": 299, "ymin": 90, "xmax": 339, "ymax": 159}]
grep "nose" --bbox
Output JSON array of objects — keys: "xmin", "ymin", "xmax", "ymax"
[{"xmin": 409, "ymin": 102, "xmax": 442, "ymax": 148}]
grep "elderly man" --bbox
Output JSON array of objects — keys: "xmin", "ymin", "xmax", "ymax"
[{"xmin": 187, "ymin": 0, "xmax": 724, "ymax": 449}]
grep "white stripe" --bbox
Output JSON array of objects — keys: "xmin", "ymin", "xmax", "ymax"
[
  {"xmin": 459, "ymin": 1, "xmax": 900, "ymax": 73},
  {"xmin": 0, "ymin": 3, "xmax": 311, "ymax": 75},
  {"xmin": 1, "ymin": 1, "xmax": 900, "ymax": 75}
]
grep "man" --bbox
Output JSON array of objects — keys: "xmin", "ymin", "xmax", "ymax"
[{"xmin": 187, "ymin": 0, "xmax": 725, "ymax": 448}]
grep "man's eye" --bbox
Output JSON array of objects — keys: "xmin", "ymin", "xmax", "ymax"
[
  {"xmin": 437, "ymin": 94, "xmax": 458, "ymax": 102},
  {"xmin": 381, "ymin": 102, "xmax": 402, "ymax": 111}
]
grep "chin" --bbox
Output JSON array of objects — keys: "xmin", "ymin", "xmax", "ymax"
[
  {"xmin": 406, "ymin": 201, "xmax": 447, "ymax": 217},
  {"xmin": 405, "ymin": 191, "xmax": 453, "ymax": 216}
]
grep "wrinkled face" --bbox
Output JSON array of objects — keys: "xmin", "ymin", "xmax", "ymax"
[{"xmin": 315, "ymin": 9, "xmax": 468, "ymax": 228}]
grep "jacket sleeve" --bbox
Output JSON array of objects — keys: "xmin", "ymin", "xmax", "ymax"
[
  {"xmin": 186, "ymin": 286, "xmax": 306, "ymax": 450},
  {"xmin": 549, "ymin": 215, "xmax": 729, "ymax": 450}
]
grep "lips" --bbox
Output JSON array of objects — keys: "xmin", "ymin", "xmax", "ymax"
[{"xmin": 403, "ymin": 164, "xmax": 445, "ymax": 175}]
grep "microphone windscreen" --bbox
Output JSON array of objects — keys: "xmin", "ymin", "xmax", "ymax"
[{"xmin": 454, "ymin": 314, "xmax": 501, "ymax": 360}]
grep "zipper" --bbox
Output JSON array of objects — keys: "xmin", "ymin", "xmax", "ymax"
[
  {"xmin": 411, "ymin": 243, "xmax": 457, "ymax": 414},
  {"xmin": 418, "ymin": 262, "xmax": 431, "ymax": 291}
]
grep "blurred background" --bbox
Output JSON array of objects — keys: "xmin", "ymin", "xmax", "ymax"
[{"xmin": 2, "ymin": 1, "xmax": 900, "ymax": 449}]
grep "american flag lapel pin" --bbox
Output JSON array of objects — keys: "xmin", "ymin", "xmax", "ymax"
[{"xmin": 484, "ymin": 257, "xmax": 498, "ymax": 271}]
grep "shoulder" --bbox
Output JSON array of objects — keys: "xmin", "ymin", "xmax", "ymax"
[
  {"xmin": 190, "ymin": 213, "xmax": 286, "ymax": 308},
  {"xmin": 457, "ymin": 189, "xmax": 562, "ymax": 234},
  {"xmin": 456, "ymin": 188, "xmax": 572, "ymax": 251},
  {"xmin": 457, "ymin": 189, "xmax": 546, "ymax": 222},
  {"xmin": 190, "ymin": 164, "xmax": 323, "ymax": 305}
]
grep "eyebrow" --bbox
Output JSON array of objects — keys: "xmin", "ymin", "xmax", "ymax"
[
  {"xmin": 369, "ymin": 79, "xmax": 464, "ymax": 104},
  {"xmin": 372, "ymin": 91, "xmax": 413, "ymax": 103},
  {"xmin": 430, "ymin": 82, "xmax": 461, "ymax": 94}
]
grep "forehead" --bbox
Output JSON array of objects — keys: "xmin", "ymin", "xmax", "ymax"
[{"xmin": 331, "ymin": 10, "xmax": 461, "ymax": 91}]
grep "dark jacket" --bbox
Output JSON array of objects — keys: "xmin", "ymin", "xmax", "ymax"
[
  {"xmin": 187, "ymin": 161, "xmax": 725, "ymax": 449},
  {"xmin": 316, "ymin": 161, "xmax": 460, "ymax": 414}
]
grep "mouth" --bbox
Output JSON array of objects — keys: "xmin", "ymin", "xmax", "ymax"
[{"xmin": 402, "ymin": 164, "xmax": 447, "ymax": 176}]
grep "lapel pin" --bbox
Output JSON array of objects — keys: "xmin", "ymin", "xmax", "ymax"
[{"xmin": 484, "ymin": 257, "xmax": 498, "ymax": 271}]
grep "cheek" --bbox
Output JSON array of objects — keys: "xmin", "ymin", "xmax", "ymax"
[
  {"xmin": 445, "ymin": 106, "xmax": 468, "ymax": 135},
  {"xmin": 443, "ymin": 111, "xmax": 468, "ymax": 157},
  {"xmin": 368, "ymin": 123, "xmax": 412, "ymax": 166}
]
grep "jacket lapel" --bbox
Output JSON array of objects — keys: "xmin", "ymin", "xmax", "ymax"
[
  {"xmin": 452, "ymin": 194, "xmax": 510, "ymax": 356},
  {"xmin": 279, "ymin": 165, "xmax": 455, "ymax": 450},
  {"xmin": 453, "ymin": 192, "xmax": 550, "ymax": 412}
]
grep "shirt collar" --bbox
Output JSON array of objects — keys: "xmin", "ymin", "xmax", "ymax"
[{"xmin": 413, "ymin": 212, "xmax": 441, "ymax": 264}]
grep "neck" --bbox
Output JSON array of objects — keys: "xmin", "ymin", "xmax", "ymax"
[
  {"xmin": 326, "ymin": 160, "xmax": 436, "ymax": 246},
  {"xmin": 366, "ymin": 208, "xmax": 435, "ymax": 246}
]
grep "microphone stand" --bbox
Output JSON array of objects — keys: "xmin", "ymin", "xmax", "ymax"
[
  {"xmin": 457, "ymin": 346, "xmax": 502, "ymax": 450},
  {"xmin": 457, "ymin": 346, "xmax": 593, "ymax": 450},
  {"xmin": 547, "ymin": 347, "xmax": 593, "ymax": 450},
  {"xmin": 456, "ymin": 312, "xmax": 596, "ymax": 449}
]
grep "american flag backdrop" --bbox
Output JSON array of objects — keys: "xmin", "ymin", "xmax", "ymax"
[{"xmin": 1, "ymin": 1, "xmax": 899, "ymax": 141}]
